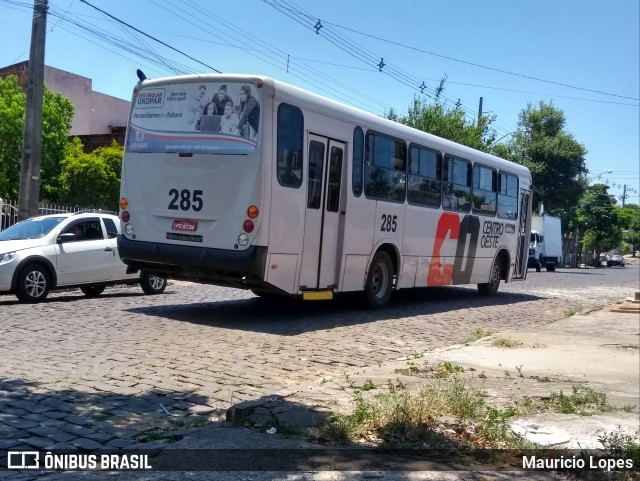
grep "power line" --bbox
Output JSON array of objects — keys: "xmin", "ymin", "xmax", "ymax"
[
  {"xmin": 78, "ymin": 0, "xmax": 222, "ymax": 73},
  {"xmin": 280, "ymin": 4, "xmax": 639, "ymax": 102}
]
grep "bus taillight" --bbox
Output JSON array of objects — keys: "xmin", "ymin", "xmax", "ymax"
[
  {"xmin": 243, "ymin": 220, "xmax": 254, "ymax": 233},
  {"xmin": 121, "ymin": 211, "xmax": 131, "ymax": 222},
  {"xmin": 120, "ymin": 198, "xmax": 128, "ymax": 210},
  {"xmin": 247, "ymin": 205, "xmax": 259, "ymax": 219}
]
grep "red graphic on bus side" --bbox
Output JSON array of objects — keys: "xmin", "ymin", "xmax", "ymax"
[{"xmin": 427, "ymin": 212, "xmax": 460, "ymax": 286}]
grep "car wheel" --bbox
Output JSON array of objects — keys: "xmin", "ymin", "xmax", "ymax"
[
  {"xmin": 607, "ymin": 262, "xmax": 612, "ymax": 268},
  {"xmin": 478, "ymin": 259, "xmax": 501, "ymax": 296},
  {"xmin": 140, "ymin": 272, "xmax": 167, "ymax": 295},
  {"xmin": 365, "ymin": 251, "xmax": 393, "ymax": 309},
  {"xmin": 16, "ymin": 264, "xmax": 50, "ymax": 303},
  {"xmin": 80, "ymin": 285, "xmax": 105, "ymax": 297},
  {"xmin": 535, "ymin": 262, "xmax": 541, "ymax": 272}
]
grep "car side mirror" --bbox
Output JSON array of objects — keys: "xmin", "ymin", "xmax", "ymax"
[{"xmin": 57, "ymin": 233, "xmax": 77, "ymax": 244}]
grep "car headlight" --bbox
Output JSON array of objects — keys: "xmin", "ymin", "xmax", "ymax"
[{"xmin": 0, "ymin": 252, "xmax": 16, "ymax": 265}]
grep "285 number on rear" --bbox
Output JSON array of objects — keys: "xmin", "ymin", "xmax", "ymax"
[{"xmin": 168, "ymin": 189, "xmax": 203, "ymax": 211}]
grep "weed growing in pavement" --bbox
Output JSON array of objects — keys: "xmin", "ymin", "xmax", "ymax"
[
  {"xmin": 462, "ymin": 329, "xmax": 493, "ymax": 344},
  {"xmin": 492, "ymin": 337, "xmax": 523, "ymax": 348},
  {"xmin": 309, "ymin": 375, "xmax": 536, "ymax": 450},
  {"xmin": 304, "ymin": 377, "xmax": 636, "ymax": 461},
  {"xmin": 564, "ymin": 307, "xmax": 581, "ymax": 317},
  {"xmin": 544, "ymin": 385, "xmax": 620, "ymax": 415},
  {"xmin": 598, "ymin": 427, "xmax": 640, "ymax": 465},
  {"xmin": 394, "ymin": 364, "xmax": 421, "ymax": 376},
  {"xmin": 361, "ymin": 379, "xmax": 376, "ymax": 391},
  {"xmin": 515, "ymin": 364, "xmax": 524, "ymax": 377},
  {"xmin": 393, "ymin": 361, "xmax": 467, "ymax": 379},
  {"xmin": 582, "ymin": 427, "xmax": 640, "ymax": 480}
]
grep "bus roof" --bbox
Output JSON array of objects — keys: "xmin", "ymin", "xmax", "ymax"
[{"xmin": 134, "ymin": 73, "xmax": 531, "ymax": 181}]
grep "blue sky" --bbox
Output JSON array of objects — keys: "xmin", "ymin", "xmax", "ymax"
[{"xmin": 1, "ymin": 0, "xmax": 638, "ymax": 205}]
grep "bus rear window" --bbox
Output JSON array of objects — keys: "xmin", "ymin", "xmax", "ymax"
[{"xmin": 127, "ymin": 81, "xmax": 261, "ymax": 155}]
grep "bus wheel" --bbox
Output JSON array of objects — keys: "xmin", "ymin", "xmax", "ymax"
[
  {"xmin": 140, "ymin": 273, "xmax": 167, "ymax": 295},
  {"xmin": 365, "ymin": 251, "xmax": 393, "ymax": 309},
  {"xmin": 478, "ymin": 259, "xmax": 501, "ymax": 296},
  {"xmin": 81, "ymin": 285, "xmax": 105, "ymax": 297}
]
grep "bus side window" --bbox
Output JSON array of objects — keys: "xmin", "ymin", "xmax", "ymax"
[
  {"xmin": 352, "ymin": 126, "xmax": 364, "ymax": 197},
  {"xmin": 364, "ymin": 131, "xmax": 406, "ymax": 203},
  {"xmin": 277, "ymin": 103, "xmax": 303, "ymax": 188},
  {"xmin": 472, "ymin": 163, "xmax": 497, "ymax": 216},
  {"xmin": 497, "ymin": 172, "xmax": 519, "ymax": 220},
  {"xmin": 443, "ymin": 155, "xmax": 471, "ymax": 212}
]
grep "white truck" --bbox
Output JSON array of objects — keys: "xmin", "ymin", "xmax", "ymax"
[{"xmin": 528, "ymin": 215, "xmax": 563, "ymax": 272}]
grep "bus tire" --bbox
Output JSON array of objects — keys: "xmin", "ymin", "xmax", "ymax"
[
  {"xmin": 140, "ymin": 273, "xmax": 167, "ymax": 295},
  {"xmin": 546, "ymin": 263, "xmax": 556, "ymax": 272},
  {"xmin": 478, "ymin": 258, "xmax": 501, "ymax": 296},
  {"xmin": 81, "ymin": 285, "xmax": 105, "ymax": 297},
  {"xmin": 365, "ymin": 251, "xmax": 393, "ymax": 309}
]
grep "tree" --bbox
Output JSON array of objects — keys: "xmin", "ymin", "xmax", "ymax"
[
  {"xmin": 497, "ymin": 101, "xmax": 588, "ymax": 219},
  {"xmin": 576, "ymin": 184, "xmax": 622, "ymax": 265},
  {"xmin": 387, "ymin": 78, "xmax": 496, "ymax": 151},
  {"xmin": 618, "ymin": 203, "xmax": 640, "ymax": 256},
  {"xmin": 0, "ymin": 76, "xmax": 25, "ymax": 199},
  {"xmin": 58, "ymin": 138, "xmax": 123, "ymax": 211},
  {"xmin": 0, "ymin": 75, "xmax": 74, "ymax": 201}
]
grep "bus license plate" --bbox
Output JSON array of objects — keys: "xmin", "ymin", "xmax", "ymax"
[{"xmin": 172, "ymin": 219, "xmax": 198, "ymax": 231}]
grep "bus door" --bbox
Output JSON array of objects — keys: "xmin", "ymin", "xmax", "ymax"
[
  {"xmin": 299, "ymin": 135, "xmax": 346, "ymax": 292},
  {"xmin": 513, "ymin": 188, "xmax": 532, "ymax": 279}
]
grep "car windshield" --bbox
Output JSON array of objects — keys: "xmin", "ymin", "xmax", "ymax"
[{"xmin": 0, "ymin": 216, "xmax": 67, "ymax": 240}]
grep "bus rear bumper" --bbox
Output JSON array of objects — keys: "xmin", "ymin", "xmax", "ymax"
[{"xmin": 117, "ymin": 235, "xmax": 268, "ymax": 288}]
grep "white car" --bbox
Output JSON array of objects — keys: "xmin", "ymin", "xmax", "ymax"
[{"xmin": 0, "ymin": 212, "xmax": 167, "ymax": 303}]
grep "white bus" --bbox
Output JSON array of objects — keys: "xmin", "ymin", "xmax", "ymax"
[{"xmin": 118, "ymin": 74, "xmax": 532, "ymax": 308}]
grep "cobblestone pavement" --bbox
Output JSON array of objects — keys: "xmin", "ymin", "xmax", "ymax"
[{"xmin": 0, "ymin": 265, "xmax": 638, "ymax": 456}]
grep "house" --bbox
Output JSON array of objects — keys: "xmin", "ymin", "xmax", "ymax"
[{"xmin": 0, "ymin": 61, "xmax": 130, "ymax": 151}]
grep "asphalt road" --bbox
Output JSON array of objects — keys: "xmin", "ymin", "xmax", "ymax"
[{"xmin": 0, "ymin": 264, "xmax": 638, "ymax": 479}]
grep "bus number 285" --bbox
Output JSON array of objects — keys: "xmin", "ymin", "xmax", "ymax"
[
  {"xmin": 168, "ymin": 189, "xmax": 203, "ymax": 211},
  {"xmin": 380, "ymin": 214, "xmax": 397, "ymax": 232}
]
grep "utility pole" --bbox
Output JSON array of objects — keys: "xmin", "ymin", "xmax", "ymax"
[
  {"xmin": 18, "ymin": 0, "xmax": 48, "ymax": 221},
  {"xmin": 618, "ymin": 184, "xmax": 626, "ymax": 255},
  {"xmin": 477, "ymin": 97, "xmax": 483, "ymax": 126}
]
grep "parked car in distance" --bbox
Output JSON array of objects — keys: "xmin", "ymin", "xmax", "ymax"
[
  {"xmin": 607, "ymin": 254, "xmax": 625, "ymax": 267},
  {"xmin": 0, "ymin": 212, "xmax": 167, "ymax": 303}
]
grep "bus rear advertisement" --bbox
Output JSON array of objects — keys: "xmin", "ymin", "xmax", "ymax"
[{"xmin": 118, "ymin": 74, "xmax": 532, "ymax": 309}]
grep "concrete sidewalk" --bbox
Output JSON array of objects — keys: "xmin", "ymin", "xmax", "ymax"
[{"xmin": 413, "ymin": 301, "xmax": 639, "ymax": 448}]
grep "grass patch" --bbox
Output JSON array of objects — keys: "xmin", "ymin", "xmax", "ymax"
[
  {"xmin": 543, "ymin": 386, "xmax": 621, "ymax": 415},
  {"xmin": 393, "ymin": 361, "xmax": 466, "ymax": 378},
  {"xmin": 564, "ymin": 307, "xmax": 581, "ymax": 317},
  {"xmin": 309, "ymin": 377, "xmax": 637, "ymax": 453},
  {"xmin": 492, "ymin": 337, "xmax": 523, "ymax": 348},
  {"xmin": 311, "ymin": 376, "xmax": 529, "ymax": 449},
  {"xmin": 463, "ymin": 329, "xmax": 493, "ymax": 344}
]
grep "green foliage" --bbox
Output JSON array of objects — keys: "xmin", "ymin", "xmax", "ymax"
[
  {"xmin": 577, "ymin": 184, "xmax": 622, "ymax": 259},
  {"xmin": 41, "ymin": 87, "xmax": 74, "ymax": 201},
  {"xmin": 0, "ymin": 76, "xmax": 26, "ymax": 198},
  {"xmin": 0, "ymin": 75, "xmax": 74, "ymax": 201},
  {"xmin": 59, "ymin": 138, "xmax": 123, "ymax": 210},
  {"xmin": 618, "ymin": 204, "xmax": 640, "ymax": 255},
  {"xmin": 386, "ymin": 78, "xmax": 496, "ymax": 151},
  {"xmin": 498, "ymin": 101, "xmax": 588, "ymax": 220}
]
